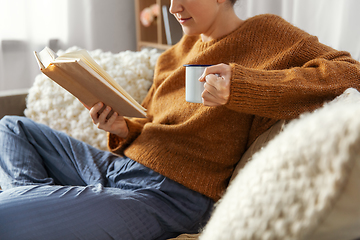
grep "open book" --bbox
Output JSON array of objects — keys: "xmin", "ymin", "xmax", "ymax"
[{"xmin": 34, "ymin": 47, "xmax": 147, "ymax": 118}]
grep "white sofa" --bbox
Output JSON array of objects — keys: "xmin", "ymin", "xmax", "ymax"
[
  {"xmin": 0, "ymin": 88, "xmax": 28, "ymax": 120},
  {"xmin": 2, "ymin": 87, "xmax": 360, "ymax": 240},
  {"xmin": 1, "ymin": 48, "xmax": 360, "ymax": 240}
]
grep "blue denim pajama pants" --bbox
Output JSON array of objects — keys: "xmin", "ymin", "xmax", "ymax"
[{"xmin": 0, "ymin": 116, "xmax": 214, "ymax": 240}]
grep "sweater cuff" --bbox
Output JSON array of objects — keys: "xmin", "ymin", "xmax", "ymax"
[
  {"xmin": 226, "ymin": 63, "xmax": 248, "ymax": 111},
  {"xmin": 226, "ymin": 63, "xmax": 284, "ymax": 116},
  {"xmin": 107, "ymin": 118, "xmax": 144, "ymax": 155}
]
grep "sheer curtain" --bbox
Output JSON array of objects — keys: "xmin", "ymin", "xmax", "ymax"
[
  {"xmin": 235, "ymin": 0, "xmax": 360, "ymax": 61},
  {"xmin": 0, "ymin": 0, "xmax": 136, "ymax": 91},
  {"xmin": 1, "ymin": 0, "xmax": 360, "ymax": 92}
]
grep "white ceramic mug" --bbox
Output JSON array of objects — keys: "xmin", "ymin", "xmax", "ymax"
[{"xmin": 184, "ymin": 64, "xmax": 211, "ymax": 103}]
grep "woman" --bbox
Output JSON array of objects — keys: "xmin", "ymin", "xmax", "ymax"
[{"xmin": 0, "ymin": 0, "xmax": 359, "ymax": 239}]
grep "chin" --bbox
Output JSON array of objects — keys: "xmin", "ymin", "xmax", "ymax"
[{"xmin": 182, "ymin": 28, "xmax": 201, "ymax": 37}]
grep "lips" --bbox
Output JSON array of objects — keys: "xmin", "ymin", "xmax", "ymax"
[{"xmin": 177, "ymin": 16, "xmax": 192, "ymax": 24}]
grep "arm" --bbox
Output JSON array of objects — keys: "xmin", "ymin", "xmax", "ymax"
[
  {"xmin": 200, "ymin": 36, "xmax": 360, "ymax": 119},
  {"xmin": 89, "ymin": 84, "xmax": 156, "ymax": 155},
  {"xmin": 227, "ymin": 44, "xmax": 360, "ymax": 119},
  {"xmin": 89, "ymin": 102, "xmax": 129, "ymax": 139}
]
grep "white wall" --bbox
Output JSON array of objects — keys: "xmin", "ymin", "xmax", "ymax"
[
  {"xmin": 65, "ymin": 0, "xmax": 136, "ymax": 53},
  {"xmin": 234, "ymin": 0, "xmax": 360, "ymax": 61},
  {"xmin": 0, "ymin": 0, "xmax": 137, "ymax": 91},
  {"xmin": 1, "ymin": 0, "xmax": 360, "ymax": 91}
]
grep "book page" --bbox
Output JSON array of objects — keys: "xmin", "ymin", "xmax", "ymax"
[
  {"xmin": 34, "ymin": 47, "xmax": 58, "ymax": 69},
  {"xmin": 55, "ymin": 50, "xmax": 145, "ymax": 111},
  {"xmin": 44, "ymin": 62, "xmax": 147, "ymax": 118},
  {"xmin": 34, "ymin": 46, "xmax": 147, "ymax": 117}
]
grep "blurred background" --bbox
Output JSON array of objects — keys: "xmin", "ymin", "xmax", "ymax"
[
  {"xmin": 0, "ymin": 0, "xmax": 136, "ymax": 92},
  {"xmin": 1, "ymin": 0, "xmax": 359, "ymax": 92}
]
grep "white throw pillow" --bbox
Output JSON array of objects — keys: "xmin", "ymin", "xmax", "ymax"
[
  {"xmin": 200, "ymin": 88, "xmax": 360, "ymax": 240},
  {"xmin": 25, "ymin": 47, "xmax": 160, "ymax": 150}
]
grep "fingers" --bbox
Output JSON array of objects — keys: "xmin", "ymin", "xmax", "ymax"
[
  {"xmin": 88, "ymin": 102, "xmax": 128, "ymax": 138},
  {"xmin": 98, "ymin": 106, "xmax": 115, "ymax": 123},
  {"xmin": 89, "ymin": 102, "xmax": 104, "ymax": 122},
  {"xmin": 199, "ymin": 63, "xmax": 230, "ymax": 82},
  {"xmin": 202, "ymin": 74, "xmax": 230, "ymax": 105},
  {"xmin": 90, "ymin": 102, "xmax": 116, "ymax": 126},
  {"xmin": 198, "ymin": 63, "xmax": 231, "ymax": 106},
  {"xmin": 106, "ymin": 110, "xmax": 119, "ymax": 126}
]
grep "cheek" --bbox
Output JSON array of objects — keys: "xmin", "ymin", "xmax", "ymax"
[
  {"xmin": 192, "ymin": 4, "xmax": 211, "ymax": 19},
  {"xmin": 181, "ymin": 2, "xmax": 218, "ymax": 35},
  {"xmin": 191, "ymin": 5, "xmax": 218, "ymax": 27}
]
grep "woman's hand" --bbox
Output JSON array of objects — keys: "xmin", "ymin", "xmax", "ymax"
[
  {"xmin": 199, "ymin": 63, "xmax": 231, "ymax": 106},
  {"xmin": 89, "ymin": 102, "xmax": 129, "ymax": 139}
]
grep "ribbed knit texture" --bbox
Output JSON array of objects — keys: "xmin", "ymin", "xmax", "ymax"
[
  {"xmin": 108, "ymin": 14, "xmax": 360, "ymax": 201},
  {"xmin": 199, "ymin": 88, "xmax": 360, "ymax": 240}
]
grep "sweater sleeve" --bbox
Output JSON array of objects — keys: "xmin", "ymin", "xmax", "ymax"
[
  {"xmin": 107, "ymin": 83, "xmax": 156, "ymax": 155},
  {"xmin": 107, "ymin": 118, "xmax": 149, "ymax": 155},
  {"xmin": 227, "ymin": 36, "xmax": 360, "ymax": 120}
]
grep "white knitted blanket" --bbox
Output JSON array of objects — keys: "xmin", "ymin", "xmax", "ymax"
[
  {"xmin": 25, "ymin": 47, "xmax": 160, "ymax": 150},
  {"xmin": 200, "ymin": 88, "xmax": 360, "ymax": 240}
]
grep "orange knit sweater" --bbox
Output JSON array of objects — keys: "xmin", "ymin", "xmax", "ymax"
[{"xmin": 108, "ymin": 14, "xmax": 360, "ymax": 201}]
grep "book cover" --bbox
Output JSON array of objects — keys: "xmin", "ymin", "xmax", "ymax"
[{"xmin": 34, "ymin": 47, "xmax": 147, "ymax": 118}]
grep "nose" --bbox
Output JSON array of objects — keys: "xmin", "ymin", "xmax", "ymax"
[{"xmin": 169, "ymin": 0, "xmax": 183, "ymax": 15}]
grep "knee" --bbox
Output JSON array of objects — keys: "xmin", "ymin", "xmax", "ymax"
[
  {"xmin": 0, "ymin": 115, "xmax": 29, "ymax": 133},
  {"xmin": 0, "ymin": 115, "xmax": 17, "ymax": 128},
  {"xmin": 0, "ymin": 115, "xmax": 25, "ymax": 124}
]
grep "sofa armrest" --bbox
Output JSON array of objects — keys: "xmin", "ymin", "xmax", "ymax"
[{"xmin": 0, "ymin": 89, "xmax": 28, "ymax": 119}]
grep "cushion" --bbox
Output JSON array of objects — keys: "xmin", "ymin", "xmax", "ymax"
[
  {"xmin": 199, "ymin": 88, "xmax": 360, "ymax": 240},
  {"xmin": 169, "ymin": 120, "xmax": 286, "ymax": 240},
  {"xmin": 25, "ymin": 47, "xmax": 160, "ymax": 150},
  {"xmin": 230, "ymin": 119, "xmax": 286, "ymax": 183}
]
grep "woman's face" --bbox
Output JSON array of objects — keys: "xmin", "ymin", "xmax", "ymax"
[{"xmin": 170, "ymin": 0, "xmax": 226, "ymax": 40}]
